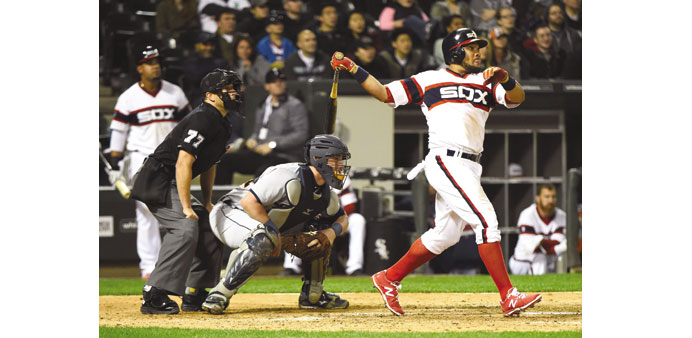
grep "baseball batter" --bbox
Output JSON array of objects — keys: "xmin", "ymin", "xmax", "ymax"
[
  {"xmin": 109, "ymin": 45, "xmax": 191, "ymax": 278},
  {"xmin": 330, "ymin": 28, "xmax": 542, "ymax": 317},
  {"xmin": 509, "ymin": 184, "xmax": 567, "ymax": 275}
]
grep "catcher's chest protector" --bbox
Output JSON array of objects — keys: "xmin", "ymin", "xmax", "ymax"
[{"xmin": 272, "ymin": 165, "xmax": 332, "ymax": 234}]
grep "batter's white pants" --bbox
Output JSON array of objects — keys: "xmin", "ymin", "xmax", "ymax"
[
  {"xmin": 420, "ymin": 149, "xmax": 501, "ymax": 255},
  {"xmin": 283, "ymin": 213, "xmax": 367, "ymax": 275},
  {"xmin": 509, "ymin": 253, "xmax": 557, "ymax": 275},
  {"xmin": 128, "ymin": 151, "xmax": 162, "ymax": 277}
]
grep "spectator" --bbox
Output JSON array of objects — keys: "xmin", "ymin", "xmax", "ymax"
[
  {"xmin": 429, "ymin": 0, "xmax": 472, "ymax": 26},
  {"xmin": 378, "ymin": 0, "xmax": 430, "ymax": 45},
  {"xmin": 229, "ymin": 34, "xmax": 271, "ymax": 86},
  {"xmin": 314, "ymin": 2, "xmax": 346, "ymax": 56},
  {"xmin": 509, "ymin": 184, "xmax": 567, "ymax": 275},
  {"xmin": 156, "ymin": 0, "xmax": 201, "ymax": 40},
  {"xmin": 522, "ymin": 23, "xmax": 565, "ymax": 79},
  {"xmin": 183, "ymin": 32, "xmax": 230, "ymax": 107},
  {"xmin": 433, "ymin": 14, "xmax": 465, "ymax": 67},
  {"xmin": 214, "ymin": 68, "xmax": 309, "ymax": 184},
  {"xmin": 256, "ymin": 11, "xmax": 297, "ymax": 68},
  {"xmin": 198, "ymin": 1, "xmax": 251, "ymax": 33},
  {"xmin": 379, "ymin": 28, "xmax": 434, "ymax": 79},
  {"xmin": 283, "ymin": 0, "xmax": 311, "ymax": 43},
  {"xmin": 545, "ymin": 3, "xmax": 581, "ymax": 79},
  {"xmin": 561, "ymin": 0, "xmax": 581, "ymax": 32},
  {"xmin": 212, "ymin": 7, "xmax": 241, "ymax": 63},
  {"xmin": 352, "ymin": 36, "xmax": 390, "ymax": 79},
  {"xmin": 342, "ymin": 10, "xmax": 382, "ymax": 57},
  {"xmin": 283, "ymin": 29, "xmax": 331, "ymax": 81},
  {"xmin": 237, "ymin": 0, "xmax": 270, "ymax": 43},
  {"xmin": 495, "ymin": 6, "xmax": 527, "ymax": 58},
  {"xmin": 478, "ymin": 36, "xmax": 491, "ymax": 68},
  {"xmin": 488, "ymin": 27, "xmax": 523, "ymax": 80},
  {"xmin": 469, "ymin": 0, "xmax": 510, "ymax": 35}
]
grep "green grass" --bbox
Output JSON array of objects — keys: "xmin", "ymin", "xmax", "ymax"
[
  {"xmin": 99, "ymin": 273, "xmax": 581, "ymax": 295},
  {"xmin": 99, "ymin": 327, "xmax": 582, "ymax": 337}
]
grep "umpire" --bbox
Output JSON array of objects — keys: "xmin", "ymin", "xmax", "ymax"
[{"xmin": 131, "ymin": 68, "xmax": 244, "ymax": 314}]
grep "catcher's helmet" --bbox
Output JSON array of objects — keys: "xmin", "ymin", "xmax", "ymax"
[
  {"xmin": 200, "ymin": 68, "xmax": 244, "ymax": 116},
  {"xmin": 136, "ymin": 45, "xmax": 160, "ymax": 64},
  {"xmin": 441, "ymin": 28, "xmax": 487, "ymax": 65},
  {"xmin": 304, "ymin": 135, "xmax": 351, "ymax": 189}
]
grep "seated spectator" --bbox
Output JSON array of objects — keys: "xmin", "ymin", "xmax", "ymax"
[
  {"xmin": 256, "ymin": 11, "xmax": 297, "ymax": 68},
  {"xmin": 156, "ymin": 0, "xmax": 201, "ymax": 40},
  {"xmin": 182, "ymin": 32, "xmax": 230, "ymax": 107},
  {"xmin": 314, "ymin": 2, "xmax": 346, "ymax": 56},
  {"xmin": 488, "ymin": 27, "xmax": 524, "ymax": 80},
  {"xmin": 478, "ymin": 36, "xmax": 491, "ymax": 68},
  {"xmin": 429, "ymin": 0, "xmax": 472, "ymax": 26},
  {"xmin": 237, "ymin": 0, "xmax": 270, "ymax": 43},
  {"xmin": 509, "ymin": 184, "xmax": 567, "ymax": 275},
  {"xmin": 378, "ymin": 0, "xmax": 430, "ymax": 45},
  {"xmin": 494, "ymin": 6, "xmax": 527, "ymax": 58},
  {"xmin": 342, "ymin": 10, "xmax": 382, "ymax": 57},
  {"xmin": 561, "ymin": 0, "xmax": 581, "ymax": 32},
  {"xmin": 522, "ymin": 23, "xmax": 565, "ymax": 79},
  {"xmin": 284, "ymin": 29, "xmax": 331, "ymax": 81},
  {"xmin": 545, "ymin": 3, "xmax": 581, "ymax": 79},
  {"xmin": 197, "ymin": 0, "xmax": 236, "ymax": 34},
  {"xmin": 469, "ymin": 0, "xmax": 510, "ymax": 36},
  {"xmin": 282, "ymin": 0, "xmax": 311, "ymax": 43},
  {"xmin": 433, "ymin": 14, "xmax": 465, "ymax": 67},
  {"xmin": 230, "ymin": 34, "xmax": 271, "ymax": 86},
  {"xmin": 212, "ymin": 7, "xmax": 241, "ymax": 63},
  {"xmin": 352, "ymin": 36, "xmax": 390, "ymax": 79},
  {"xmin": 214, "ymin": 68, "xmax": 309, "ymax": 184},
  {"xmin": 379, "ymin": 28, "xmax": 434, "ymax": 79}
]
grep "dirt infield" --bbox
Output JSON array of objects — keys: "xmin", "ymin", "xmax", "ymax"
[{"xmin": 99, "ymin": 292, "xmax": 581, "ymax": 332}]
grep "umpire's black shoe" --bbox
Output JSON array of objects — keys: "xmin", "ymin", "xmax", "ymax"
[
  {"xmin": 299, "ymin": 290, "xmax": 349, "ymax": 309},
  {"xmin": 140, "ymin": 286, "xmax": 180, "ymax": 315},
  {"xmin": 182, "ymin": 288, "xmax": 209, "ymax": 312}
]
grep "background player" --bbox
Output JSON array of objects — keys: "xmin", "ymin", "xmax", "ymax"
[
  {"xmin": 109, "ymin": 45, "xmax": 191, "ymax": 279},
  {"xmin": 330, "ymin": 27, "xmax": 541, "ymax": 317},
  {"xmin": 509, "ymin": 183, "xmax": 567, "ymax": 275},
  {"xmin": 202, "ymin": 135, "xmax": 351, "ymax": 314}
]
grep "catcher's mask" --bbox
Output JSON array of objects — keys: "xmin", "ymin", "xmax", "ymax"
[{"xmin": 304, "ymin": 134, "xmax": 351, "ymax": 189}]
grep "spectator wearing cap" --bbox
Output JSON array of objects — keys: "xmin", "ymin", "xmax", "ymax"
[
  {"xmin": 342, "ymin": 10, "xmax": 382, "ymax": 57},
  {"xmin": 494, "ymin": 7, "xmax": 528, "ymax": 58},
  {"xmin": 156, "ymin": 0, "xmax": 201, "ymax": 40},
  {"xmin": 283, "ymin": 29, "xmax": 331, "ymax": 81},
  {"xmin": 469, "ymin": 0, "xmax": 511, "ymax": 36},
  {"xmin": 378, "ymin": 0, "xmax": 430, "ymax": 45},
  {"xmin": 256, "ymin": 11, "xmax": 297, "ymax": 68},
  {"xmin": 314, "ymin": 2, "xmax": 346, "ymax": 56},
  {"xmin": 229, "ymin": 34, "xmax": 270, "ymax": 86},
  {"xmin": 212, "ymin": 7, "xmax": 241, "ymax": 63},
  {"xmin": 282, "ymin": 0, "xmax": 311, "ymax": 44},
  {"xmin": 545, "ymin": 3, "xmax": 580, "ymax": 79},
  {"xmin": 237, "ymin": 0, "xmax": 271, "ymax": 43},
  {"xmin": 352, "ymin": 36, "xmax": 390, "ymax": 80},
  {"xmin": 379, "ymin": 28, "xmax": 435, "ymax": 79},
  {"xmin": 183, "ymin": 32, "xmax": 230, "ymax": 107},
  {"xmin": 522, "ymin": 23, "xmax": 566, "ymax": 79},
  {"xmin": 488, "ymin": 27, "xmax": 525, "ymax": 80},
  {"xmin": 214, "ymin": 68, "xmax": 309, "ymax": 184},
  {"xmin": 432, "ymin": 14, "xmax": 464, "ymax": 67}
]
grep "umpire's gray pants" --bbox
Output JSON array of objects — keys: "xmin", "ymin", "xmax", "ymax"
[{"xmin": 145, "ymin": 180, "xmax": 223, "ymax": 296}]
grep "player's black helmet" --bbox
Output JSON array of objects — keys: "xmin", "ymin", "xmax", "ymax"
[
  {"xmin": 136, "ymin": 45, "xmax": 160, "ymax": 64},
  {"xmin": 201, "ymin": 68, "xmax": 244, "ymax": 117},
  {"xmin": 304, "ymin": 135, "xmax": 351, "ymax": 189},
  {"xmin": 441, "ymin": 28, "xmax": 487, "ymax": 65}
]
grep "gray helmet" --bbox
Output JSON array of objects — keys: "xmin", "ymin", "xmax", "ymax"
[{"xmin": 304, "ymin": 134, "xmax": 351, "ymax": 189}]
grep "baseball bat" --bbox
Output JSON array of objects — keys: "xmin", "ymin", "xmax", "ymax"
[
  {"xmin": 99, "ymin": 145, "xmax": 131, "ymax": 199},
  {"xmin": 324, "ymin": 52, "xmax": 343, "ymax": 134}
]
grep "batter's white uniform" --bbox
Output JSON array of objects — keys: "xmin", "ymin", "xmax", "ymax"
[
  {"xmin": 509, "ymin": 204, "xmax": 566, "ymax": 275},
  {"xmin": 110, "ymin": 80, "xmax": 190, "ymax": 277},
  {"xmin": 283, "ymin": 177, "xmax": 367, "ymax": 275},
  {"xmin": 389, "ymin": 68, "xmax": 519, "ymax": 254}
]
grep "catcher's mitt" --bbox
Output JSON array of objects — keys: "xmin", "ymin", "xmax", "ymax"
[{"xmin": 282, "ymin": 231, "xmax": 332, "ymax": 261}]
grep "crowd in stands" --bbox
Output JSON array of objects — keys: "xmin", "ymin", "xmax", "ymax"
[{"xmin": 101, "ymin": 0, "xmax": 581, "ymax": 91}]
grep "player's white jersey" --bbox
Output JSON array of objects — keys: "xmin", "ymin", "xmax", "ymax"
[
  {"xmin": 385, "ymin": 68, "xmax": 520, "ymax": 154},
  {"xmin": 512, "ymin": 204, "xmax": 566, "ymax": 261},
  {"xmin": 110, "ymin": 80, "xmax": 190, "ymax": 155}
]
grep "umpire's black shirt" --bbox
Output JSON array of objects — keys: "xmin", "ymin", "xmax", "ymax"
[{"xmin": 150, "ymin": 102, "xmax": 231, "ymax": 177}]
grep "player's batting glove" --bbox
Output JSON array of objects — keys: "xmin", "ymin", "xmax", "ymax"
[
  {"xmin": 330, "ymin": 52, "xmax": 357, "ymax": 74},
  {"xmin": 108, "ymin": 170, "xmax": 123, "ymax": 186},
  {"xmin": 482, "ymin": 67, "xmax": 509, "ymax": 85}
]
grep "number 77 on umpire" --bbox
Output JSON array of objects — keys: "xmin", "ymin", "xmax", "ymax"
[
  {"xmin": 130, "ymin": 68, "xmax": 244, "ymax": 315},
  {"xmin": 330, "ymin": 28, "xmax": 542, "ymax": 317}
]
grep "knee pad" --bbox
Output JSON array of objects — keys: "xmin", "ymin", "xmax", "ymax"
[{"xmin": 222, "ymin": 225, "xmax": 279, "ymax": 291}]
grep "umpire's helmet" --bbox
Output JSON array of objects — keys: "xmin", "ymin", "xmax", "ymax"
[
  {"xmin": 304, "ymin": 135, "xmax": 351, "ymax": 190},
  {"xmin": 441, "ymin": 28, "xmax": 487, "ymax": 65},
  {"xmin": 200, "ymin": 68, "xmax": 244, "ymax": 116},
  {"xmin": 136, "ymin": 45, "xmax": 160, "ymax": 64}
]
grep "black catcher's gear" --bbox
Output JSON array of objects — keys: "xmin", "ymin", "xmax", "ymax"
[{"xmin": 200, "ymin": 68, "xmax": 244, "ymax": 117}]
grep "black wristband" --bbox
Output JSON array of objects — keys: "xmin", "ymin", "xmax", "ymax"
[
  {"xmin": 330, "ymin": 223, "xmax": 343, "ymax": 236},
  {"xmin": 352, "ymin": 66, "xmax": 369, "ymax": 84},
  {"xmin": 501, "ymin": 76, "xmax": 516, "ymax": 91}
]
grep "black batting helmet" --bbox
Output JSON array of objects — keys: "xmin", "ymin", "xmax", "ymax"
[
  {"xmin": 441, "ymin": 28, "xmax": 487, "ymax": 65},
  {"xmin": 304, "ymin": 135, "xmax": 351, "ymax": 189},
  {"xmin": 136, "ymin": 45, "xmax": 160, "ymax": 64}
]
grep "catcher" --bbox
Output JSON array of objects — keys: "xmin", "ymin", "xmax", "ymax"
[{"xmin": 197, "ymin": 134, "xmax": 351, "ymax": 314}]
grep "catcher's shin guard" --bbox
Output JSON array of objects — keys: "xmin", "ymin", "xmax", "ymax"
[{"xmin": 301, "ymin": 247, "xmax": 330, "ymax": 303}]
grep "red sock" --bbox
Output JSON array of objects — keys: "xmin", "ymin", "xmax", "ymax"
[
  {"xmin": 478, "ymin": 242, "xmax": 513, "ymax": 298},
  {"xmin": 386, "ymin": 238, "xmax": 437, "ymax": 282}
]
